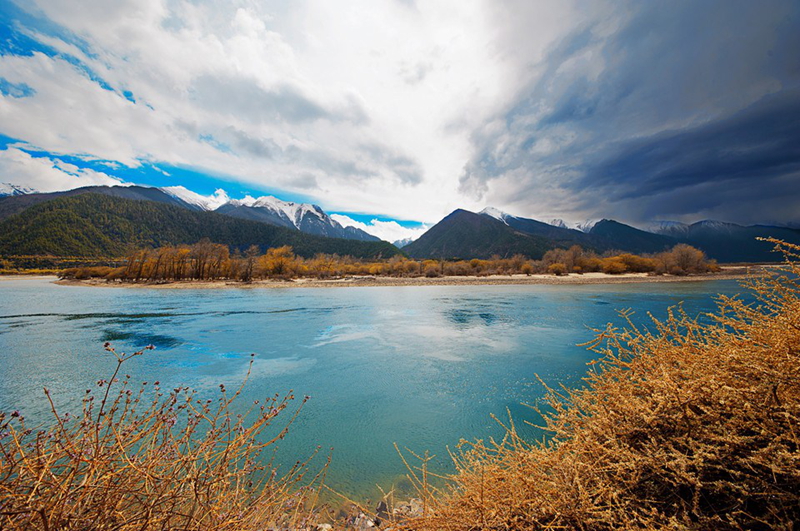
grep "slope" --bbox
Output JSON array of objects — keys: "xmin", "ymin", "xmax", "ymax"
[
  {"xmin": 0, "ymin": 194, "xmax": 401, "ymax": 259},
  {"xmin": 404, "ymin": 209, "xmax": 554, "ymax": 259},
  {"xmin": 480, "ymin": 209, "xmax": 604, "ymax": 251},
  {"xmin": 0, "ymin": 185, "xmax": 197, "ymax": 222},
  {"xmin": 680, "ymin": 221, "xmax": 800, "ymax": 262},
  {"xmin": 589, "ymin": 219, "xmax": 676, "ymax": 254}
]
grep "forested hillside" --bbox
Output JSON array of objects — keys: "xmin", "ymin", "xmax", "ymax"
[{"xmin": 0, "ymin": 194, "xmax": 401, "ymax": 259}]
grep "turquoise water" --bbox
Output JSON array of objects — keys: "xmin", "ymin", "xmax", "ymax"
[{"xmin": 0, "ymin": 277, "xmax": 751, "ymax": 500}]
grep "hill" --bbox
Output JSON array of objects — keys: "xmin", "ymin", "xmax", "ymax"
[
  {"xmin": 480, "ymin": 208, "xmax": 602, "ymax": 250},
  {"xmin": 0, "ymin": 193, "xmax": 401, "ymax": 259},
  {"xmin": 648, "ymin": 220, "xmax": 800, "ymax": 262},
  {"xmin": 588, "ymin": 219, "xmax": 676, "ymax": 254},
  {"xmin": 0, "ymin": 185, "xmax": 196, "ymax": 222},
  {"xmin": 403, "ymin": 209, "xmax": 553, "ymax": 259}
]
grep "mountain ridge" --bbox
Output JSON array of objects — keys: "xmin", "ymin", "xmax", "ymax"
[
  {"xmin": 0, "ymin": 193, "xmax": 401, "ymax": 259},
  {"xmin": 1, "ymin": 184, "xmax": 380, "ymax": 242},
  {"xmin": 3, "ymin": 184, "xmax": 798, "ymax": 263}
]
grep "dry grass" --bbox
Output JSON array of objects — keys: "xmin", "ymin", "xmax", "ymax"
[
  {"xmin": 402, "ymin": 238, "xmax": 800, "ymax": 530},
  {"xmin": 0, "ymin": 346, "xmax": 327, "ymax": 530}
]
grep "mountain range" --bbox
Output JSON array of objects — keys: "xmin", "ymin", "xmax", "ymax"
[
  {"xmin": 0, "ymin": 184, "xmax": 378, "ymax": 242},
  {"xmin": 161, "ymin": 186, "xmax": 379, "ymax": 242},
  {"xmin": 1, "ymin": 183, "xmax": 798, "ymax": 263},
  {"xmin": 404, "ymin": 207, "xmax": 800, "ymax": 262},
  {"xmin": 0, "ymin": 191, "xmax": 399, "ymax": 259}
]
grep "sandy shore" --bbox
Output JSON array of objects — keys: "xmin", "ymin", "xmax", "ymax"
[
  {"xmin": 0, "ymin": 274, "xmax": 60, "ymax": 281},
  {"xmin": 47, "ymin": 266, "xmax": 764, "ymax": 289}
]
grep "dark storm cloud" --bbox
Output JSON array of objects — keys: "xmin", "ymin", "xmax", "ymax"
[
  {"xmin": 585, "ymin": 89, "xmax": 800, "ymax": 199},
  {"xmin": 462, "ymin": 0, "xmax": 800, "ymax": 224}
]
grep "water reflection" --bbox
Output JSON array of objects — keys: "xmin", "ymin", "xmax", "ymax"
[{"xmin": 0, "ymin": 278, "xmax": 750, "ymax": 501}]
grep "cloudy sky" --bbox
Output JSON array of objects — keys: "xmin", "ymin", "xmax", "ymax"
[{"xmin": 0, "ymin": 0, "xmax": 798, "ymax": 237}]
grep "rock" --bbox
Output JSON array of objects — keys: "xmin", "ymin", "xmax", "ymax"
[
  {"xmin": 351, "ymin": 512, "xmax": 375, "ymax": 530},
  {"xmin": 392, "ymin": 498, "xmax": 424, "ymax": 519},
  {"xmin": 375, "ymin": 500, "xmax": 390, "ymax": 525}
]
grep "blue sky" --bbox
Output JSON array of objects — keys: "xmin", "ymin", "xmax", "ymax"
[{"xmin": 0, "ymin": 0, "xmax": 798, "ymax": 233}]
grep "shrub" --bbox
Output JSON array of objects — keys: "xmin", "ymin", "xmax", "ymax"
[
  {"xmin": 601, "ymin": 257, "xmax": 627, "ymax": 274},
  {"xmin": 616, "ymin": 253, "xmax": 658, "ymax": 273},
  {"xmin": 657, "ymin": 244, "xmax": 712, "ymax": 275},
  {"xmin": 0, "ymin": 346, "xmax": 325, "ymax": 530},
  {"xmin": 578, "ymin": 256, "xmax": 603, "ymax": 272},
  {"xmin": 547, "ymin": 263, "xmax": 567, "ymax": 276},
  {"xmin": 424, "ymin": 266, "xmax": 441, "ymax": 278},
  {"xmin": 402, "ymin": 239, "xmax": 800, "ymax": 530}
]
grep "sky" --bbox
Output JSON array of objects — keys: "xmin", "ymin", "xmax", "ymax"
[{"xmin": 0, "ymin": 0, "xmax": 798, "ymax": 238}]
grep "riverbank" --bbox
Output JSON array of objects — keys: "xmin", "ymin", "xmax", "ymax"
[{"xmin": 47, "ymin": 265, "xmax": 764, "ymax": 289}]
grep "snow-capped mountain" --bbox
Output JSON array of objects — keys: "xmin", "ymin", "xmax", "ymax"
[
  {"xmin": 160, "ymin": 186, "xmax": 230, "ymax": 211},
  {"xmin": 572, "ymin": 219, "xmax": 600, "ymax": 233},
  {"xmin": 691, "ymin": 220, "xmax": 740, "ymax": 234},
  {"xmin": 159, "ymin": 186, "xmax": 382, "ymax": 241},
  {"xmin": 392, "ymin": 237, "xmax": 415, "ymax": 248},
  {"xmin": 479, "ymin": 206, "xmax": 510, "ymax": 225},
  {"xmin": 217, "ymin": 195, "xmax": 379, "ymax": 242},
  {"xmin": 546, "ymin": 218, "xmax": 600, "ymax": 233},
  {"xmin": 644, "ymin": 220, "xmax": 690, "ymax": 238},
  {"xmin": 0, "ymin": 183, "xmax": 38, "ymax": 196}
]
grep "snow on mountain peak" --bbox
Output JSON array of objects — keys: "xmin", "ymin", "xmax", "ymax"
[
  {"xmin": 573, "ymin": 219, "xmax": 600, "ymax": 233},
  {"xmin": 645, "ymin": 220, "xmax": 690, "ymax": 236},
  {"xmin": 0, "ymin": 182, "xmax": 38, "ymax": 196},
  {"xmin": 545, "ymin": 218, "xmax": 599, "ymax": 232},
  {"xmin": 228, "ymin": 195, "xmax": 257, "ymax": 207},
  {"xmin": 161, "ymin": 186, "xmax": 229, "ymax": 210},
  {"xmin": 246, "ymin": 195, "xmax": 325, "ymax": 228},
  {"xmin": 695, "ymin": 219, "xmax": 737, "ymax": 230},
  {"xmin": 479, "ymin": 207, "xmax": 509, "ymax": 224}
]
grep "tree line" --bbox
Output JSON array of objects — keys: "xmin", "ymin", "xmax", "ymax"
[{"xmin": 58, "ymin": 239, "xmax": 720, "ymax": 282}]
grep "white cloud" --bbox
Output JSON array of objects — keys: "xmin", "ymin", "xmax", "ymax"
[
  {"xmin": 0, "ymin": 0, "xmax": 584, "ymax": 223},
  {"xmin": 0, "ymin": 147, "xmax": 123, "ymax": 192},
  {"xmin": 331, "ymin": 214, "xmax": 428, "ymax": 243}
]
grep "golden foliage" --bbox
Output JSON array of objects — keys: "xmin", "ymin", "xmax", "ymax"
[
  {"xmin": 59, "ymin": 242, "xmax": 720, "ymax": 283},
  {"xmin": 0, "ymin": 346, "xmax": 327, "ymax": 530},
  {"xmin": 402, "ymin": 238, "xmax": 800, "ymax": 530}
]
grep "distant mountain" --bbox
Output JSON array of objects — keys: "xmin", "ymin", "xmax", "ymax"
[
  {"xmin": 0, "ymin": 193, "xmax": 401, "ymax": 259},
  {"xmin": 0, "ymin": 185, "xmax": 195, "ymax": 221},
  {"xmin": 406, "ymin": 209, "xmax": 677, "ymax": 260},
  {"xmin": 588, "ymin": 219, "xmax": 676, "ymax": 254},
  {"xmin": 547, "ymin": 218, "xmax": 600, "ymax": 233},
  {"xmin": 392, "ymin": 237, "xmax": 415, "ymax": 249},
  {"xmin": 645, "ymin": 220, "xmax": 690, "ymax": 239},
  {"xmin": 0, "ymin": 184, "xmax": 380, "ymax": 242},
  {"xmin": 404, "ymin": 209, "xmax": 553, "ymax": 259},
  {"xmin": 160, "ymin": 186, "xmax": 230, "ymax": 211},
  {"xmin": 0, "ymin": 183, "xmax": 38, "ymax": 196},
  {"xmin": 479, "ymin": 208, "xmax": 601, "ymax": 250},
  {"xmin": 216, "ymin": 196, "xmax": 379, "ymax": 242},
  {"xmin": 646, "ymin": 220, "xmax": 800, "ymax": 262}
]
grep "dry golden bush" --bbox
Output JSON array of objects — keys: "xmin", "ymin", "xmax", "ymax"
[
  {"xmin": 402, "ymin": 239, "xmax": 800, "ymax": 530},
  {"xmin": 0, "ymin": 346, "xmax": 327, "ymax": 530}
]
